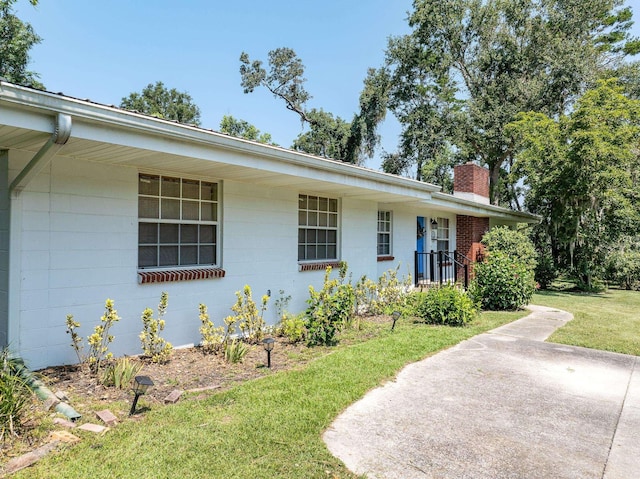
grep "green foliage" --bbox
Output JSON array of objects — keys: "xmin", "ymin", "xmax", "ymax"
[
  {"xmin": 278, "ymin": 313, "xmax": 307, "ymax": 343},
  {"xmin": 65, "ymin": 314, "xmax": 84, "ymax": 365},
  {"xmin": 481, "ymin": 226, "xmax": 537, "ymax": 271},
  {"xmin": 470, "ymin": 253, "xmax": 536, "ymax": 311},
  {"xmin": 120, "ymin": 81, "xmax": 201, "ymax": 125},
  {"xmin": 534, "ymin": 251, "xmax": 558, "ymax": 290},
  {"xmin": 240, "ymin": 49, "xmax": 387, "ymax": 164},
  {"xmin": 219, "ymin": 115, "xmax": 274, "ymax": 144},
  {"xmin": 101, "ymin": 357, "xmax": 143, "ymax": 389},
  {"xmin": 86, "ymin": 299, "xmax": 121, "ymax": 375},
  {"xmin": 0, "ymin": 347, "xmax": 33, "ymax": 441},
  {"xmin": 198, "ymin": 303, "xmax": 225, "ymax": 354},
  {"xmin": 0, "ymin": 0, "xmax": 43, "ymax": 89},
  {"xmin": 407, "ymin": 285, "xmax": 477, "ymax": 326},
  {"xmin": 509, "ymin": 79, "xmax": 640, "ymax": 289},
  {"xmin": 354, "ymin": 266, "xmax": 412, "ymax": 316},
  {"xmin": 139, "ymin": 292, "xmax": 173, "ymax": 364},
  {"xmin": 304, "ymin": 263, "xmax": 355, "ymax": 346},
  {"xmin": 230, "ymin": 285, "xmax": 269, "ymax": 343},
  {"xmin": 606, "ymin": 248, "xmax": 640, "ymax": 290},
  {"xmin": 383, "ymin": 0, "xmax": 637, "ymax": 204},
  {"xmin": 223, "ymin": 339, "xmax": 248, "ymax": 364}
]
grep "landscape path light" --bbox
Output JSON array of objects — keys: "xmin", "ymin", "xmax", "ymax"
[
  {"xmin": 391, "ymin": 311, "xmax": 401, "ymax": 331},
  {"xmin": 262, "ymin": 337, "xmax": 275, "ymax": 368},
  {"xmin": 129, "ymin": 375, "xmax": 154, "ymax": 416}
]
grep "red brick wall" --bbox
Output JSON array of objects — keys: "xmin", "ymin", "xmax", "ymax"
[
  {"xmin": 456, "ymin": 215, "xmax": 489, "ymax": 277},
  {"xmin": 454, "ymin": 163, "xmax": 490, "ymax": 198}
]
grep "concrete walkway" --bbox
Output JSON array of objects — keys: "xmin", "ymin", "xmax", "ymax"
[{"xmin": 324, "ymin": 306, "xmax": 640, "ymax": 478}]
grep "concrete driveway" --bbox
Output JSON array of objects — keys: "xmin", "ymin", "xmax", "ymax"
[{"xmin": 324, "ymin": 306, "xmax": 640, "ymax": 478}]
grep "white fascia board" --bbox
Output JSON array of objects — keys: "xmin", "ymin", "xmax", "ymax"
[{"xmin": 429, "ymin": 192, "xmax": 540, "ymax": 223}]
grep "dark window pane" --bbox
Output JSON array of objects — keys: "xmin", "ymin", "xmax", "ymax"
[
  {"xmin": 162, "ymin": 177, "xmax": 180, "ymax": 198},
  {"xmin": 201, "ymin": 203, "xmax": 216, "ymax": 222},
  {"xmin": 329, "ymin": 198, "xmax": 338, "ymax": 212},
  {"xmin": 328, "ymin": 230, "xmax": 337, "ymax": 243},
  {"xmin": 200, "ymin": 225, "xmax": 215, "ymax": 243},
  {"xmin": 306, "ymin": 246, "xmax": 316, "ymax": 260},
  {"xmin": 138, "ymin": 246, "xmax": 157, "ymax": 267},
  {"xmin": 317, "ymin": 230, "xmax": 327, "ymax": 243},
  {"xmin": 161, "ymin": 198, "xmax": 180, "ymax": 219},
  {"xmin": 319, "ymin": 197, "xmax": 328, "ymax": 211},
  {"xmin": 139, "ymin": 223, "xmax": 157, "ymax": 244},
  {"xmin": 160, "ymin": 224, "xmax": 179, "ymax": 243},
  {"xmin": 183, "ymin": 200, "xmax": 199, "ymax": 220},
  {"xmin": 181, "ymin": 224, "xmax": 198, "ymax": 243},
  {"xmin": 298, "ymin": 210, "xmax": 306, "ymax": 226},
  {"xmin": 327, "ymin": 245, "xmax": 337, "ymax": 258},
  {"xmin": 308, "ymin": 212, "xmax": 318, "ymax": 226},
  {"xmin": 182, "ymin": 179, "xmax": 199, "ymax": 199},
  {"xmin": 309, "ymin": 196, "xmax": 318, "ymax": 211},
  {"xmin": 298, "ymin": 229, "xmax": 305, "ymax": 243},
  {"xmin": 159, "ymin": 246, "xmax": 178, "ymax": 266},
  {"xmin": 201, "ymin": 182, "xmax": 217, "ymax": 201},
  {"xmin": 139, "ymin": 174, "xmax": 159, "ymax": 196},
  {"xmin": 180, "ymin": 245, "xmax": 197, "ymax": 265},
  {"xmin": 139, "ymin": 197, "xmax": 159, "ymax": 219},
  {"xmin": 328, "ymin": 213, "xmax": 337, "ymax": 227},
  {"xmin": 298, "ymin": 245, "xmax": 305, "ymax": 261},
  {"xmin": 199, "ymin": 245, "xmax": 215, "ymax": 264},
  {"xmin": 319, "ymin": 212, "xmax": 328, "ymax": 227},
  {"xmin": 317, "ymin": 245, "xmax": 327, "ymax": 259},
  {"xmin": 299, "ymin": 195, "xmax": 307, "ymax": 209},
  {"xmin": 306, "ymin": 229, "xmax": 316, "ymax": 243}
]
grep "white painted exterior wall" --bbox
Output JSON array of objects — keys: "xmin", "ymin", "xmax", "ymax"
[{"xmin": 9, "ymin": 151, "xmax": 449, "ymax": 370}]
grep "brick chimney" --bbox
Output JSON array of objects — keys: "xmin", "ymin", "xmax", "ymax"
[{"xmin": 453, "ymin": 163, "xmax": 490, "ymax": 205}]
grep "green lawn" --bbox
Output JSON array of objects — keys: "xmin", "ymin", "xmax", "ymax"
[
  {"xmin": 14, "ymin": 310, "xmax": 524, "ymax": 479},
  {"xmin": 534, "ymin": 288, "xmax": 640, "ymax": 356}
]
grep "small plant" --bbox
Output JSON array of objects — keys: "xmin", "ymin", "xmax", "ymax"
[
  {"xmin": 87, "ymin": 299, "xmax": 121, "ymax": 375},
  {"xmin": 304, "ymin": 262, "xmax": 355, "ymax": 346},
  {"xmin": 224, "ymin": 339, "xmax": 248, "ymax": 364},
  {"xmin": 140, "ymin": 292, "xmax": 173, "ymax": 363},
  {"xmin": 65, "ymin": 314, "xmax": 84, "ymax": 364},
  {"xmin": 0, "ymin": 348, "xmax": 34, "ymax": 441},
  {"xmin": 274, "ymin": 290, "xmax": 292, "ymax": 320},
  {"xmin": 231, "ymin": 285, "xmax": 269, "ymax": 343},
  {"xmin": 279, "ymin": 312, "xmax": 307, "ymax": 343},
  {"xmin": 407, "ymin": 285, "xmax": 477, "ymax": 326},
  {"xmin": 199, "ymin": 303, "xmax": 226, "ymax": 354},
  {"xmin": 101, "ymin": 357, "xmax": 143, "ymax": 389}
]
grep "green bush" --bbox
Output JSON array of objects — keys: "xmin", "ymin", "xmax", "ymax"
[
  {"xmin": 534, "ymin": 250, "xmax": 558, "ymax": 289},
  {"xmin": 304, "ymin": 263, "xmax": 355, "ymax": 346},
  {"xmin": 224, "ymin": 339, "xmax": 248, "ymax": 364},
  {"xmin": 101, "ymin": 357, "xmax": 143, "ymax": 389},
  {"xmin": 481, "ymin": 226, "xmax": 537, "ymax": 271},
  {"xmin": 407, "ymin": 285, "xmax": 477, "ymax": 326},
  {"xmin": 0, "ymin": 349, "xmax": 34, "ymax": 441},
  {"xmin": 140, "ymin": 292, "xmax": 173, "ymax": 363},
  {"xmin": 278, "ymin": 313, "xmax": 307, "ymax": 343},
  {"xmin": 471, "ymin": 252, "xmax": 535, "ymax": 310},
  {"xmin": 606, "ymin": 249, "xmax": 640, "ymax": 291},
  {"xmin": 354, "ymin": 266, "xmax": 411, "ymax": 316}
]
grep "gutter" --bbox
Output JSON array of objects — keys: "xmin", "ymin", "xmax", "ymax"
[{"xmin": 8, "ymin": 112, "xmax": 72, "ymax": 196}]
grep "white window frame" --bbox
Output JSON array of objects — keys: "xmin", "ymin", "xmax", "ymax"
[
  {"xmin": 298, "ymin": 194, "xmax": 339, "ymax": 262},
  {"xmin": 436, "ymin": 217, "xmax": 450, "ymax": 252},
  {"xmin": 138, "ymin": 173, "xmax": 220, "ymax": 269},
  {"xmin": 377, "ymin": 210, "xmax": 392, "ymax": 256}
]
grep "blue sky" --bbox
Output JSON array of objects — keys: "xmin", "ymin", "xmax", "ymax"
[
  {"xmin": 15, "ymin": 0, "xmax": 413, "ymax": 169},
  {"xmin": 13, "ymin": 0, "xmax": 640, "ymax": 171}
]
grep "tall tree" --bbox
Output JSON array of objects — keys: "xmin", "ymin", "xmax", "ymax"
[
  {"xmin": 508, "ymin": 79, "xmax": 640, "ymax": 288},
  {"xmin": 219, "ymin": 115, "xmax": 275, "ymax": 144},
  {"xmin": 0, "ymin": 0, "xmax": 43, "ymax": 89},
  {"xmin": 384, "ymin": 0, "xmax": 639, "ymax": 205},
  {"xmin": 120, "ymin": 81, "xmax": 201, "ymax": 125},
  {"xmin": 239, "ymin": 48, "xmax": 388, "ymax": 165}
]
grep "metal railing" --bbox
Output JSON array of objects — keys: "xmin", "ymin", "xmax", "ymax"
[{"xmin": 414, "ymin": 250, "xmax": 472, "ymax": 289}]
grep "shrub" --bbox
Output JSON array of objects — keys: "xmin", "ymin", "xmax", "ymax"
[
  {"xmin": 140, "ymin": 292, "xmax": 173, "ymax": 363},
  {"xmin": 101, "ymin": 357, "xmax": 143, "ymax": 389},
  {"xmin": 606, "ymin": 249, "xmax": 640, "ymax": 291},
  {"xmin": 535, "ymin": 250, "xmax": 558, "ymax": 289},
  {"xmin": 198, "ymin": 303, "xmax": 225, "ymax": 354},
  {"xmin": 279, "ymin": 313, "xmax": 307, "ymax": 343},
  {"xmin": 481, "ymin": 226, "xmax": 537, "ymax": 271},
  {"xmin": 0, "ymin": 349, "xmax": 34, "ymax": 441},
  {"xmin": 224, "ymin": 339, "xmax": 248, "ymax": 364},
  {"xmin": 407, "ymin": 285, "xmax": 477, "ymax": 326},
  {"xmin": 354, "ymin": 266, "xmax": 412, "ymax": 316},
  {"xmin": 304, "ymin": 262, "xmax": 355, "ymax": 346},
  {"xmin": 232, "ymin": 285, "xmax": 269, "ymax": 343},
  {"xmin": 471, "ymin": 252, "xmax": 535, "ymax": 310}
]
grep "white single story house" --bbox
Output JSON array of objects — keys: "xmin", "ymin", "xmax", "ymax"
[{"xmin": 0, "ymin": 81, "xmax": 537, "ymax": 370}]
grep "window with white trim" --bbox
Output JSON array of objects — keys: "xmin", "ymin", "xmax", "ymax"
[
  {"xmin": 436, "ymin": 217, "xmax": 450, "ymax": 252},
  {"xmin": 138, "ymin": 174, "xmax": 219, "ymax": 268},
  {"xmin": 377, "ymin": 211, "xmax": 392, "ymax": 256},
  {"xmin": 298, "ymin": 194, "xmax": 338, "ymax": 261}
]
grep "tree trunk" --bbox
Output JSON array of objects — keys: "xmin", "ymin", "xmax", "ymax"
[{"xmin": 489, "ymin": 164, "xmax": 501, "ymax": 205}]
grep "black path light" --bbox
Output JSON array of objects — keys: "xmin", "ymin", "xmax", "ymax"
[
  {"xmin": 262, "ymin": 337, "xmax": 275, "ymax": 368},
  {"xmin": 129, "ymin": 375, "xmax": 154, "ymax": 416},
  {"xmin": 391, "ymin": 311, "xmax": 401, "ymax": 331}
]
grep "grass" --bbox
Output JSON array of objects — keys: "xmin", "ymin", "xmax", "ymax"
[
  {"xmin": 13, "ymin": 310, "xmax": 525, "ymax": 479},
  {"xmin": 534, "ymin": 287, "xmax": 640, "ymax": 356}
]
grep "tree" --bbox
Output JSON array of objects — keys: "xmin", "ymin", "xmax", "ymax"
[
  {"xmin": 384, "ymin": 0, "xmax": 639, "ymax": 205},
  {"xmin": 219, "ymin": 115, "xmax": 274, "ymax": 144},
  {"xmin": 508, "ymin": 79, "xmax": 640, "ymax": 289},
  {"xmin": 120, "ymin": 81, "xmax": 201, "ymax": 125},
  {"xmin": 239, "ymin": 48, "xmax": 388, "ymax": 164},
  {"xmin": 0, "ymin": 0, "xmax": 43, "ymax": 88}
]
